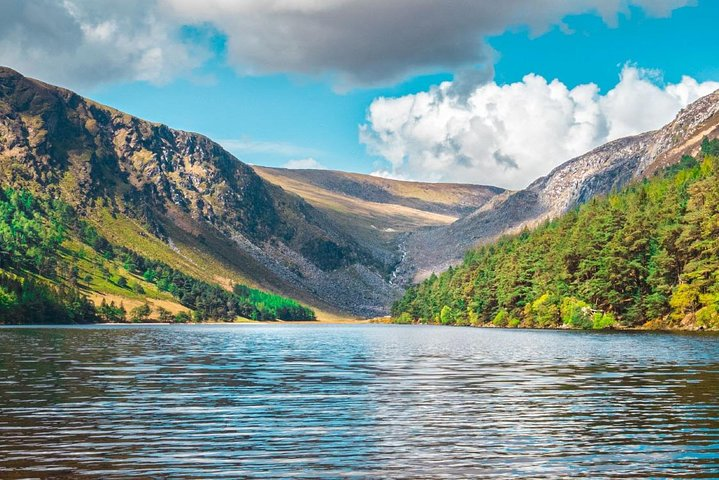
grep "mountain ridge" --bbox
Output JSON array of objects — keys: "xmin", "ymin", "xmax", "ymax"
[{"xmin": 392, "ymin": 137, "xmax": 719, "ymax": 330}]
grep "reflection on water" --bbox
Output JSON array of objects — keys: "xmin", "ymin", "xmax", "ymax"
[{"xmin": 0, "ymin": 324, "xmax": 718, "ymax": 478}]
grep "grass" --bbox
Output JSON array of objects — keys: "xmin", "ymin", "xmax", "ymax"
[{"xmin": 58, "ymin": 237, "xmax": 189, "ymax": 319}]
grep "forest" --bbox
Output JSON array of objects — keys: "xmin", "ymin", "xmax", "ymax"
[
  {"xmin": 0, "ymin": 189, "xmax": 315, "ymax": 323},
  {"xmin": 393, "ymin": 138, "xmax": 719, "ymax": 330}
]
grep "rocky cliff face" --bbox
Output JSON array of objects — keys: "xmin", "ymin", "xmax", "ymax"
[
  {"xmin": 400, "ymin": 88, "xmax": 719, "ymax": 282},
  {"xmin": 0, "ymin": 67, "xmax": 399, "ymax": 317}
]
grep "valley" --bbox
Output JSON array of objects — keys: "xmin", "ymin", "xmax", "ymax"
[{"xmin": 1, "ymin": 65, "xmax": 718, "ymax": 327}]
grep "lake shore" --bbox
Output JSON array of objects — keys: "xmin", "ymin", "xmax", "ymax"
[{"xmin": 370, "ymin": 316, "xmax": 719, "ymax": 333}]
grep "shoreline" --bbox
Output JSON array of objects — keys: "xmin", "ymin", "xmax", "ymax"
[
  {"xmin": 371, "ymin": 319, "xmax": 719, "ymax": 334},
  {"xmin": 0, "ymin": 320, "xmax": 717, "ymax": 334}
]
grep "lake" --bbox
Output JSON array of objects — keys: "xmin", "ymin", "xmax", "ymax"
[{"xmin": 0, "ymin": 324, "xmax": 718, "ymax": 478}]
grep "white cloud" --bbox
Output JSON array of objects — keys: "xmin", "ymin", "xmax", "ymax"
[
  {"xmin": 360, "ymin": 66, "xmax": 719, "ymax": 189},
  {"xmin": 282, "ymin": 158, "xmax": 327, "ymax": 170},
  {"xmin": 0, "ymin": 0, "xmax": 696, "ymax": 89}
]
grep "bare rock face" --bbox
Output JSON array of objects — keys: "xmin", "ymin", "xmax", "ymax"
[
  {"xmin": 0, "ymin": 67, "xmax": 400, "ymax": 317},
  {"xmin": 400, "ymin": 88, "xmax": 719, "ymax": 283}
]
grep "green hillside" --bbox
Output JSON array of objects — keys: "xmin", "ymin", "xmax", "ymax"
[
  {"xmin": 392, "ymin": 138, "xmax": 719, "ymax": 330},
  {"xmin": 0, "ymin": 189, "xmax": 314, "ymax": 324}
]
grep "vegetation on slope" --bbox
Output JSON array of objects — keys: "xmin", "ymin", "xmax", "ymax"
[
  {"xmin": 392, "ymin": 138, "xmax": 719, "ymax": 330},
  {"xmin": 0, "ymin": 189, "xmax": 315, "ymax": 324}
]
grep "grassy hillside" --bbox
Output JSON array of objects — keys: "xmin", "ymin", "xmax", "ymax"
[
  {"xmin": 254, "ymin": 167, "xmax": 503, "ymax": 217},
  {"xmin": 392, "ymin": 138, "xmax": 719, "ymax": 331},
  {"xmin": 0, "ymin": 189, "xmax": 315, "ymax": 323}
]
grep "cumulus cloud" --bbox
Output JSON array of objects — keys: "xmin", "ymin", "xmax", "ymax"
[
  {"xmin": 360, "ymin": 66, "xmax": 719, "ymax": 189},
  {"xmin": 0, "ymin": 0, "xmax": 696, "ymax": 89},
  {"xmin": 0, "ymin": 0, "xmax": 203, "ymax": 88},
  {"xmin": 282, "ymin": 158, "xmax": 327, "ymax": 170}
]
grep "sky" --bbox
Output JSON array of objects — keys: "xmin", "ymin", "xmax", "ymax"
[{"xmin": 1, "ymin": 0, "xmax": 718, "ymax": 189}]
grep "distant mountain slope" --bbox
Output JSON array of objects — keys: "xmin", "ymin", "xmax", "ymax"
[
  {"xmin": 0, "ymin": 67, "xmax": 397, "ymax": 317},
  {"xmin": 254, "ymin": 167, "xmax": 503, "ymax": 217},
  {"xmin": 400, "ymin": 89, "xmax": 719, "ymax": 282},
  {"xmin": 254, "ymin": 166, "xmax": 504, "ymax": 267}
]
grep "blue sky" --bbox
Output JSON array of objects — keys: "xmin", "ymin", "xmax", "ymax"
[{"xmin": 3, "ymin": 0, "xmax": 719, "ymax": 187}]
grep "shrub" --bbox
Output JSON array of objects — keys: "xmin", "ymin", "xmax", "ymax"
[
  {"xmin": 97, "ymin": 300, "xmax": 127, "ymax": 322},
  {"xmin": 560, "ymin": 297, "xmax": 593, "ymax": 329},
  {"xmin": 395, "ymin": 312, "xmax": 413, "ymax": 324},
  {"xmin": 492, "ymin": 309, "xmax": 510, "ymax": 327},
  {"xmin": 156, "ymin": 306, "xmax": 174, "ymax": 323},
  {"xmin": 467, "ymin": 308, "xmax": 481, "ymax": 326},
  {"xmin": 131, "ymin": 282, "xmax": 145, "ymax": 294},
  {"xmin": 129, "ymin": 303, "xmax": 152, "ymax": 322},
  {"xmin": 695, "ymin": 305, "xmax": 719, "ymax": 329},
  {"xmin": 0, "ymin": 286, "xmax": 17, "ymax": 311},
  {"xmin": 592, "ymin": 312, "xmax": 615, "ymax": 330},
  {"xmin": 670, "ymin": 283, "xmax": 700, "ymax": 319},
  {"xmin": 142, "ymin": 270, "xmax": 157, "ymax": 282},
  {"xmin": 439, "ymin": 305, "xmax": 453, "ymax": 325},
  {"xmin": 525, "ymin": 293, "xmax": 560, "ymax": 327}
]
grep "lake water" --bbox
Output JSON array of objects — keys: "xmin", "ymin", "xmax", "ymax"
[{"xmin": 0, "ymin": 324, "xmax": 718, "ymax": 478}]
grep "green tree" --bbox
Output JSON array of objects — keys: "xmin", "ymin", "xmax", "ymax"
[
  {"xmin": 156, "ymin": 306, "xmax": 174, "ymax": 322},
  {"xmin": 393, "ymin": 139, "xmax": 719, "ymax": 330},
  {"xmin": 129, "ymin": 304, "xmax": 152, "ymax": 322},
  {"xmin": 439, "ymin": 305, "xmax": 453, "ymax": 325}
]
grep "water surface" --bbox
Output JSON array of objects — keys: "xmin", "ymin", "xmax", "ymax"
[{"xmin": 1, "ymin": 324, "xmax": 718, "ymax": 478}]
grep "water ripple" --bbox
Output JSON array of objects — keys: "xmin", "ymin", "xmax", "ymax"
[{"xmin": 0, "ymin": 324, "xmax": 718, "ymax": 478}]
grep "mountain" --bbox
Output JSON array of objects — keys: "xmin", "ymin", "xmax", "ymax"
[
  {"xmin": 0, "ymin": 67, "xmax": 400, "ymax": 318},
  {"xmin": 399, "ymin": 89, "xmax": 719, "ymax": 283},
  {"xmin": 392, "ymin": 137, "xmax": 719, "ymax": 330},
  {"xmin": 254, "ymin": 166, "xmax": 503, "ymax": 275}
]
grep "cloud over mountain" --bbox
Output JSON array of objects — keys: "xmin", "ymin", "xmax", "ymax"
[{"xmin": 361, "ymin": 66, "xmax": 719, "ymax": 189}]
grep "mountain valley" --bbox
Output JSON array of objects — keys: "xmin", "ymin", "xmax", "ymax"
[{"xmin": 1, "ymin": 66, "xmax": 718, "ymax": 323}]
